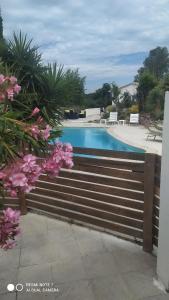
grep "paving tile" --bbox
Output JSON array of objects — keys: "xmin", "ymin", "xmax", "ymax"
[
  {"xmin": 20, "ymin": 213, "xmax": 47, "ymax": 235},
  {"xmin": 17, "ymin": 291, "xmax": 56, "ymax": 300},
  {"xmin": 72, "ymin": 223, "xmax": 105, "ymax": 257},
  {"xmin": 0, "ymin": 293, "xmax": 17, "ymax": 300},
  {"xmin": 20, "ymin": 242, "xmax": 61, "ymax": 267},
  {"xmin": 51, "ymin": 258, "xmax": 86, "ymax": 284},
  {"xmin": 47, "ymin": 227, "xmax": 74, "ymax": 243},
  {"xmin": 91, "ymin": 274, "xmax": 134, "ymax": 300},
  {"xmin": 72, "ymin": 224, "xmax": 101, "ymax": 241},
  {"xmin": 17, "ymin": 263, "xmax": 54, "ymax": 299},
  {"xmin": 82, "ymin": 252, "xmax": 119, "ymax": 279},
  {"xmin": 123, "ymin": 271, "xmax": 163, "ymax": 299},
  {"xmin": 18, "ymin": 262, "xmax": 52, "ymax": 282},
  {"xmin": 102, "ymin": 233, "xmax": 142, "ymax": 254},
  {"xmin": 77, "ymin": 237, "xmax": 105, "ymax": 256},
  {"xmin": 113, "ymin": 248, "xmax": 156, "ymax": 274},
  {"xmin": 142, "ymin": 294, "xmax": 169, "ymax": 299},
  {"xmin": 21, "ymin": 232, "xmax": 48, "ymax": 248},
  {"xmin": 56, "ymin": 238, "xmax": 82, "ymax": 263},
  {"xmin": 0, "ymin": 268, "xmax": 18, "ymax": 295},
  {"xmin": 46, "ymin": 218, "xmax": 72, "ymax": 231},
  {"xmin": 0, "ymin": 249, "xmax": 20, "ymax": 272},
  {"xmin": 55, "ymin": 280, "xmax": 95, "ymax": 300}
]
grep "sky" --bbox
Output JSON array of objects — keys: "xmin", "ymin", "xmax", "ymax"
[{"xmin": 1, "ymin": 0, "xmax": 169, "ymax": 92}]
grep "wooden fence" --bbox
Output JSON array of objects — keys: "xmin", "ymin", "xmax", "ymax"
[
  {"xmin": 2, "ymin": 147, "xmax": 162, "ymax": 252},
  {"xmin": 153, "ymin": 155, "xmax": 161, "ymax": 248}
]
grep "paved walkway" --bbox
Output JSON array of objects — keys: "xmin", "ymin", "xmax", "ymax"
[
  {"xmin": 0, "ymin": 213, "xmax": 168, "ymax": 300},
  {"xmin": 108, "ymin": 125, "xmax": 162, "ymax": 155}
]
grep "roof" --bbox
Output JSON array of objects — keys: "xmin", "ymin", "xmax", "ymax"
[{"xmin": 120, "ymin": 82, "xmax": 138, "ymax": 89}]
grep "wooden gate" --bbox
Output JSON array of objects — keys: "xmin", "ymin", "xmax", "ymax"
[{"xmin": 2, "ymin": 147, "xmax": 161, "ymax": 252}]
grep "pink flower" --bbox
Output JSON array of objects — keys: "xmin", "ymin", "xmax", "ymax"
[
  {"xmin": 3, "ymin": 207, "xmax": 20, "ymax": 223},
  {"xmin": 0, "ymin": 172, "xmax": 5, "ymax": 179},
  {"xmin": 7, "ymin": 88, "xmax": 14, "ymax": 100},
  {"xmin": 2, "ymin": 240, "xmax": 17, "ymax": 250},
  {"xmin": 9, "ymin": 173, "xmax": 28, "ymax": 187},
  {"xmin": 30, "ymin": 125, "xmax": 40, "ymax": 140},
  {"xmin": 30, "ymin": 107, "xmax": 40, "ymax": 117},
  {"xmin": 13, "ymin": 84, "xmax": 21, "ymax": 94},
  {"xmin": 0, "ymin": 208, "xmax": 21, "ymax": 250},
  {"xmin": 0, "ymin": 94, "xmax": 5, "ymax": 102},
  {"xmin": 0, "ymin": 74, "xmax": 5, "ymax": 84},
  {"xmin": 10, "ymin": 76, "xmax": 17, "ymax": 85},
  {"xmin": 64, "ymin": 143, "xmax": 73, "ymax": 152},
  {"xmin": 41, "ymin": 125, "xmax": 52, "ymax": 140},
  {"xmin": 37, "ymin": 116, "xmax": 43, "ymax": 123},
  {"xmin": 10, "ymin": 190, "xmax": 17, "ymax": 197}
]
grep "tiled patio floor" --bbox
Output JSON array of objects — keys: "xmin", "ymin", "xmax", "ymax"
[{"xmin": 0, "ymin": 213, "xmax": 168, "ymax": 300}]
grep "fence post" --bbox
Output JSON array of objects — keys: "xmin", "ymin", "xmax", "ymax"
[
  {"xmin": 143, "ymin": 153, "xmax": 156, "ymax": 252},
  {"xmin": 18, "ymin": 191, "xmax": 27, "ymax": 215}
]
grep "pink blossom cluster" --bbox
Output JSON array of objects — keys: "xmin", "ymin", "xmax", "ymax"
[
  {"xmin": 30, "ymin": 124, "xmax": 52, "ymax": 140},
  {"xmin": 0, "ymin": 74, "xmax": 21, "ymax": 101},
  {"xmin": 1, "ymin": 154, "xmax": 42, "ymax": 197},
  {"xmin": 0, "ymin": 143, "xmax": 73, "ymax": 197},
  {"xmin": 0, "ymin": 207, "xmax": 20, "ymax": 250},
  {"xmin": 43, "ymin": 142, "xmax": 74, "ymax": 177}
]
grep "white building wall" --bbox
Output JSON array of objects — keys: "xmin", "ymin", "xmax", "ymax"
[
  {"xmin": 85, "ymin": 108, "xmax": 101, "ymax": 117},
  {"xmin": 157, "ymin": 92, "xmax": 169, "ymax": 290},
  {"xmin": 120, "ymin": 82, "xmax": 138, "ymax": 97}
]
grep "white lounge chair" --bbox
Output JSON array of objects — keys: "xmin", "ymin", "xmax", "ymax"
[
  {"xmin": 106, "ymin": 112, "xmax": 118, "ymax": 125},
  {"xmin": 129, "ymin": 113, "xmax": 139, "ymax": 125}
]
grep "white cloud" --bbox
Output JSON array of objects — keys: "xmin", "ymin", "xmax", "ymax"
[{"xmin": 1, "ymin": 0, "xmax": 169, "ymax": 91}]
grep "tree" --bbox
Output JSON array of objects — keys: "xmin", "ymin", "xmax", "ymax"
[
  {"xmin": 1, "ymin": 31, "xmax": 85, "ymax": 122},
  {"xmin": 59, "ymin": 69, "xmax": 85, "ymax": 108},
  {"xmin": 144, "ymin": 47, "xmax": 169, "ymax": 80},
  {"xmin": 136, "ymin": 47, "xmax": 169, "ymax": 81},
  {"xmin": 137, "ymin": 71, "xmax": 157, "ymax": 112},
  {"xmin": 146, "ymin": 85, "xmax": 164, "ymax": 119},
  {"xmin": 85, "ymin": 83, "xmax": 112, "ymax": 108},
  {"xmin": 0, "ymin": 8, "xmax": 3, "ymax": 40},
  {"xmin": 111, "ymin": 82, "xmax": 120, "ymax": 106},
  {"xmin": 84, "ymin": 92, "xmax": 96, "ymax": 108},
  {"xmin": 121, "ymin": 92, "xmax": 133, "ymax": 108},
  {"xmin": 0, "ymin": 9, "xmax": 8, "ymax": 60},
  {"xmin": 6, "ymin": 32, "xmax": 44, "ymax": 93}
]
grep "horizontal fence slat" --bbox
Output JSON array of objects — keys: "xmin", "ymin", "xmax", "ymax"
[
  {"xmin": 153, "ymin": 216, "xmax": 159, "ymax": 228},
  {"xmin": 33, "ymin": 182, "xmax": 143, "ymax": 211},
  {"xmin": 153, "ymin": 225, "xmax": 159, "ymax": 237},
  {"xmin": 72, "ymin": 163, "xmax": 144, "ymax": 182},
  {"xmin": 73, "ymin": 157, "xmax": 144, "ymax": 172},
  {"xmin": 36, "ymin": 181, "xmax": 144, "ymax": 209},
  {"xmin": 0, "ymin": 198, "xmax": 19, "ymax": 205},
  {"xmin": 153, "ymin": 237, "xmax": 158, "ymax": 247},
  {"xmin": 27, "ymin": 200, "xmax": 143, "ymax": 239},
  {"xmin": 27, "ymin": 193, "xmax": 143, "ymax": 220},
  {"xmin": 154, "ymin": 186, "xmax": 160, "ymax": 197},
  {"xmin": 59, "ymin": 170, "xmax": 144, "ymax": 191},
  {"xmin": 27, "ymin": 193, "xmax": 143, "ymax": 229},
  {"xmin": 73, "ymin": 147, "xmax": 145, "ymax": 161},
  {"xmin": 30, "ymin": 188, "xmax": 143, "ymax": 219},
  {"xmin": 40, "ymin": 176, "xmax": 144, "ymax": 201},
  {"xmin": 154, "ymin": 196, "xmax": 160, "ymax": 207},
  {"xmin": 154, "ymin": 206, "xmax": 159, "ymax": 218}
]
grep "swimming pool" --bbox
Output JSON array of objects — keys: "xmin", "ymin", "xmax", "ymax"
[{"xmin": 59, "ymin": 127, "xmax": 144, "ymax": 153}]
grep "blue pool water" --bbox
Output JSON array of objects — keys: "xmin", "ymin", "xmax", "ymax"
[{"xmin": 58, "ymin": 127, "xmax": 144, "ymax": 153}]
